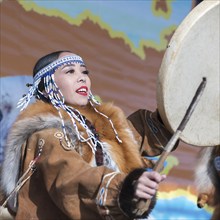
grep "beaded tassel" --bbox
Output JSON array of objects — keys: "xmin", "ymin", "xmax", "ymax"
[{"xmin": 89, "ymin": 99, "xmax": 123, "ymax": 144}]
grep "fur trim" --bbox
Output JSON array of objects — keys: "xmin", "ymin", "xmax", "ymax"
[
  {"xmin": 71, "ymin": 102, "xmax": 143, "ymax": 173},
  {"xmin": 1, "ymin": 113, "xmax": 76, "ymax": 195},
  {"xmin": 118, "ymin": 168, "xmax": 156, "ymax": 219},
  {"xmin": 194, "ymin": 147, "xmax": 214, "ymax": 193}
]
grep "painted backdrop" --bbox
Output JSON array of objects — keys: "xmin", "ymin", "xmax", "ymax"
[{"xmin": 0, "ymin": 0, "xmax": 212, "ymax": 219}]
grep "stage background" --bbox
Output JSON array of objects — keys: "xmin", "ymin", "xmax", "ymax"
[{"xmin": 0, "ymin": 0, "xmax": 213, "ymax": 219}]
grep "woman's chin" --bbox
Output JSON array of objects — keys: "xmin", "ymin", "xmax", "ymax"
[{"xmin": 66, "ymin": 101, "xmax": 89, "ymax": 107}]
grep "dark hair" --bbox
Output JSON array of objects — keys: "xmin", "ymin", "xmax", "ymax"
[{"xmin": 33, "ymin": 50, "xmax": 71, "ymax": 94}]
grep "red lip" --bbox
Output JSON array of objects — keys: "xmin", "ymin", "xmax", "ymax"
[{"xmin": 76, "ymin": 86, "xmax": 88, "ymax": 96}]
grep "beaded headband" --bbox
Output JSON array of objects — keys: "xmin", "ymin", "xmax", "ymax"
[
  {"xmin": 17, "ymin": 54, "xmax": 122, "ymax": 159},
  {"xmin": 17, "ymin": 55, "xmax": 85, "ymax": 110},
  {"xmin": 35, "ymin": 55, "xmax": 84, "ymax": 81}
]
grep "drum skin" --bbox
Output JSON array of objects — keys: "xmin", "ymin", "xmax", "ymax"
[{"xmin": 157, "ymin": 1, "xmax": 220, "ymax": 147}]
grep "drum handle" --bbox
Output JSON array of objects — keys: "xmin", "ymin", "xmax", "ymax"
[{"xmin": 135, "ymin": 77, "xmax": 207, "ymax": 216}]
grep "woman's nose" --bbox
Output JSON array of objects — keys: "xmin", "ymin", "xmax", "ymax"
[{"xmin": 77, "ymin": 74, "xmax": 86, "ymax": 83}]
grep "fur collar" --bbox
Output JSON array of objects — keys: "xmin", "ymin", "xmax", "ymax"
[
  {"xmin": 1, "ymin": 100, "xmax": 142, "ymax": 195},
  {"xmin": 1, "ymin": 112, "xmax": 76, "ymax": 195}
]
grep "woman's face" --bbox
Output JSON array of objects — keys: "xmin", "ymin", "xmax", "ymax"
[{"xmin": 54, "ymin": 52, "xmax": 91, "ymax": 106}]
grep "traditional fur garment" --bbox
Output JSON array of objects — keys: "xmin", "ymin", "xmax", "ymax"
[
  {"xmin": 1, "ymin": 100, "xmax": 144, "ymax": 195},
  {"xmin": 1, "ymin": 100, "xmax": 156, "ymax": 220}
]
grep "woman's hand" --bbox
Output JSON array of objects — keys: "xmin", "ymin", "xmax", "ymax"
[{"xmin": 133, "ymin": 171, "xmax": 166, "ymax": 200}]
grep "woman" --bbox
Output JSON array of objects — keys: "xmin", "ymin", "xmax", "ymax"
[{"xmin": 0, "ymin": 51, "xmax": 172, "ymax": 219}]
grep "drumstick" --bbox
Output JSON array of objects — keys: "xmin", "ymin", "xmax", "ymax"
[{"xmin": 135, "ymin": 77, "xmax": 207, "ymax": 216}]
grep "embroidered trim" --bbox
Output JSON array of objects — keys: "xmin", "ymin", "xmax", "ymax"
[
  {"xmin": 96, "ymin": 171, "xmax": 120, "ymax": 206},
  {"xmin": 1, "ymin": 143, "xmax": 43, "ymax": 209},
  {"xmin": 54, "ymin": 131, "xmax": 75, "ymax": 151},
  {"xmin": 146, "ymin": 112, "xmax": 168, "ymax": 148},
  {"xmin": 54, "ymin": 131, "xmax": 64, "ymax": 139},
  {"xmin": 38, "ymin": 138, "xmax": 45, "ymax": 148}
]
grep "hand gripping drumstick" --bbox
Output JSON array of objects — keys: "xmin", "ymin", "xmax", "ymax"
[{"xmin": 135, "ymin": 77, "xmax": 207, "ymax": 216}]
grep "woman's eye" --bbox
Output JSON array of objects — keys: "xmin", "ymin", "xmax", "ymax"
[
  {"xmin": 83, "ymin": 70, "xmax": 89, "ymax": 75},
  {"xmin": 66, "ymin": 69, "xmax": 75, "ymax": 74}
]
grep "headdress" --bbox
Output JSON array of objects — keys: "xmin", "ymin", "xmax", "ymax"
[{"xmin": 17, "ymin": 55, "xmax": 122, "ymax": 165}]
